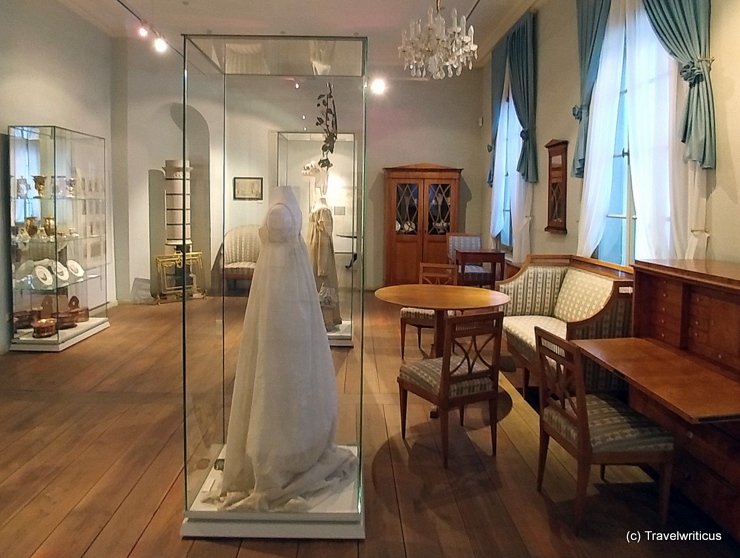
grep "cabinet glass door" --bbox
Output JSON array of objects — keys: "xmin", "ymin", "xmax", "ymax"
[
  {"xmin": 426, "ymin": 182, "xmax": 452, "ymax": 235},
  {"xmin": 395, "ymin": 182, "xmax": 419, "ymax": 235}
]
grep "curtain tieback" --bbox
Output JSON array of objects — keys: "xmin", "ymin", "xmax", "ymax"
[
  {"xmin": 520, "ymin": 129, "xmax": 530, "ymax": 141},
  {"xmin": 572, "ymin": 105, "xmax": 588, "ymax": 121},
  {"xmin": 680, "ymin": 58, "xmax": 713, "ymax": 85},
  {"xmin": 487, "ymin": 144, "xmax": 493, "ymax": 153}
]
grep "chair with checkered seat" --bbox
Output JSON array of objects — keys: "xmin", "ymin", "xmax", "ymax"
[
  {"xmin": 399, "ymin": 263, "xmax": 458, "ymax": 359},
  {"xmin": 447, "ymin": 233, "xmax": 505, "ymax": 289},
  {"xmin": 398, "ymin": 310, "xmax": 504, "ymax": 468},
  {"xmin": 534, "ymin": 327, "xmax": 675, "ymax": 529}
]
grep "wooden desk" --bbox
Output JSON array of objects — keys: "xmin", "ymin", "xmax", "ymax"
[
  {"xmin": 574, "ymin": 337, "xmax": 740, "ymax": 424},
  {"xmin": 585, "ymin": 259, "xmax": 740, "ymax": 539},
  {"xmin": 453, "ymin": 249, "xmax": 506, "ymax": 289},
  {"xmin": 375, "ymin": 284, "xmax": 509, "ymax": 357}
]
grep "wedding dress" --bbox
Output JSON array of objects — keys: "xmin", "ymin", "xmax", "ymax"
[
  {"xmin": 218, "ymin": 187, "xmax": 355, "ymax": 511},
  {"xmin": 308, "ymin": 198, "xmax": 342, "ymax": 331}
]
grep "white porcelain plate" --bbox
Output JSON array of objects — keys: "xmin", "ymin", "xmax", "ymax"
[
  {"xmin": 67, "ymin": 259, "xmax": 85, "ymax": 279},
  {"xmin": 52, "ymin": 261, "xmax": 70, "ymax": 281},
  {"xmin": 31, "ymin": 266, "xmax": 54, "ymax": 289}
]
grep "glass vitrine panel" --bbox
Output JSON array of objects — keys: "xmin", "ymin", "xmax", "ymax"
[
  {"xmin": 8, "ymin": 125, "xmax": 108, "ymax": 351},
  {"xmin": 182, "ymin": 34, "xmax": 366, "ymax": 539}
]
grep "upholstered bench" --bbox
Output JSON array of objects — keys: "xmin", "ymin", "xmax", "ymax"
[
  {"xmin": 220, "ymin": 225, "xmax": 260, "ymax": 291},
  {"xmin": 496, "ymin": 255, "xmax": 633, "ymax": 394}
]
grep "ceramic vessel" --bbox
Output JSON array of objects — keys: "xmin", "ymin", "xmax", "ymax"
[
  {"xmin": 25, "ymin": 216, "xmax": 39, "ymax": 237},
  {"xmin": 44, "ymin": 216, "xmax": 56, "ymax": 237},
  {"xmin": 32, "ymin": 175, "xmax": 46, "ymax": 197}
]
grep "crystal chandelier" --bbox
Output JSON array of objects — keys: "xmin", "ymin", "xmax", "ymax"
[{"xmin": 399, "ymin": 0, "xmax": 478, "ymax": 80}]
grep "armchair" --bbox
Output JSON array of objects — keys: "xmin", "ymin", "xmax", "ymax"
[
  {"xmin": 534, "ymin": 327, "xmax": 674, "ymax": 528},
  {"xmin": 220, "ymin": 225, "xmax": 261, "ymax": 292},
  {"xmin": 399, "ymin": 263, "xmax": 457, "ymax": 359},
  {"xmin": 399, "ymin": 311, "xmax": 504, "ymax": 468}
]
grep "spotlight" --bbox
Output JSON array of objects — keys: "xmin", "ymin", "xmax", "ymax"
[
  {"xmin": 295, "ymin": 82, "xmax": 300, "ymax": 89},
  {"xmin": 370, "ymin": 78, "xmax": 387, "ymax": 95},
  {"xmin": 138, "ymin": 25, "xmax": 149, "ymax": 38},
  {"xmin": 154, "ymin": 37, "xmax": 168, "ymax": 53}
]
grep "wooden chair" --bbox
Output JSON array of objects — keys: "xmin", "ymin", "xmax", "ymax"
[
  {"xmin": 398, "ymin": 310, "xmax": 504, "ymax": 468},
  {"xmin": 399, "ymin": 263, "xmax": 457, "ymax": 360},
  {"xmin": 534, "ymin": 327, "xmax": 674, "ymax": 529},
  {"xmin": 447, "ymin": 233, "xmax": 505, "ymax": 289}
]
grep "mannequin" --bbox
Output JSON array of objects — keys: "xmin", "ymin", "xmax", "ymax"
[
  {"xmin": 308, "ymin": 195, "xmax": 342, "ymax": 331},
  {"xmin": 215, "ymin": 187, "xmax": 355, "ymax": 511}
]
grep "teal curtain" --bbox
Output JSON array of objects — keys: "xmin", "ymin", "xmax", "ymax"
[
  {"xmin": 487, "ymin": 39, "xmax": 508, "ymax": 185},
  {"xmin": 507, "ymin": 13, "xmax": 538, "ymax": 183},
  {"xmin": 572, "ymin": 0, "xmax": 611, "ymax": 178},
  {"xmin": 642, "ymin": 0, "xmax": 716, "ymax": 169}
]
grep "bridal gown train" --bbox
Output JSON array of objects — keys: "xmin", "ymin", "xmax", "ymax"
[{"xmin": 218, "ymin": 187, "xmax": 355, "ymax": 511}]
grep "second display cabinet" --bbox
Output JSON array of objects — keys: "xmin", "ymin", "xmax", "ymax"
[
  {"xmin": 9, "ymin": 125, "xmax": 108, "ymax": 351},
  {"xmin": 384, "ymin": 163, "xmax": 461, "ymax": 285}
]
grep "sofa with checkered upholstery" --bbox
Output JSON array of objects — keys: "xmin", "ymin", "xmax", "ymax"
[
  {"xmin": 496, "ymin": 254, "xmax": 634, "ymax": 393},
  {"xmin": 219, "ymin": 225, "xmax": 261, "ymax": 291}
]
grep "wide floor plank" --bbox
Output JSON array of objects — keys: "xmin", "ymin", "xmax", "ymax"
[{"xmin": 0, "ymin": 296, "xmax": 733, "ymax": 558}]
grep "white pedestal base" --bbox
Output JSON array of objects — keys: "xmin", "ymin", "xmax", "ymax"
[
  {"xmin": 328, "ymin": 319, "xmax": 353, "ymax": 347},
  {"xmin": 181, "ymin": 445, "xmax": 364, "ymax": 539},
  {"xmin": 10, "ymin": 317, "xmax": 110, "ymax": 352}
]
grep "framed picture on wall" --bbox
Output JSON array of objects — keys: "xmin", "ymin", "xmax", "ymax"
[{"xmin": 233, "ymin": 177, "xmax": 263, "ymax": 200}]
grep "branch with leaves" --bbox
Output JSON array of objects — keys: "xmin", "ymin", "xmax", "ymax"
[{"xmin": 316, "ymin": 83, "xmax": 337, "ymax": 170}]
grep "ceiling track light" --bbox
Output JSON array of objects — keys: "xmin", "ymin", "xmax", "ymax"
[
  {"xmin": 115, "ymin": 0, "xmax": 168, "ymax": 54},
  {"xmin": 154, "ymin": 36, "xmax": 168, "ymax": 53}
]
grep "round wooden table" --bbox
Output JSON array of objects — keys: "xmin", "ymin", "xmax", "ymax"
[{"xmin": 375, "ymin": 284, "xmax": 510, "ymax": 358}]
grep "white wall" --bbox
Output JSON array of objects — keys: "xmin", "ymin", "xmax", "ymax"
[
  {"xmin": 365, "ymin": 70, "xmax": 489, "ymax": 289},
  {"xmin": 707, "ymin": 0, "xmax": 740, "ymax": 263},
  {"xmin": 0, "ymin": 0, "xmax": 113, "ymax": 353},
  {"xmin": 111, "ymin": 38, "xmax": 186, "ymax": 301},
  {"xmin": 531, "ymin": 0, "xmax": 581, "ymax": 256}
]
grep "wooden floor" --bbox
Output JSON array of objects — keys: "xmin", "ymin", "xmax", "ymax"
[{"xmin": 0, "ymin": 294, "xmax": 738, "ymax": 558}]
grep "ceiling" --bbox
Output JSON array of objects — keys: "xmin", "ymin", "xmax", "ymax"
[{"xmin": 58, "ymin": 0, "xmax": 543, "ymax": 77}]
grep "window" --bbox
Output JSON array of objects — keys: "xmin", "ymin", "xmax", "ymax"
[
  {"xmin": 594, "ymin": 3, "xmax": 677, "ymax": 264},
  {"xmin": 598, "ymin": 65, "xmax": 635, "ymax": 265},
  {"xmin": 491, "ymin": 82, "xmax": 521, "ymax": 249}
]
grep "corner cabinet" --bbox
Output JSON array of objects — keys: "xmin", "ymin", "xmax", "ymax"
[
  {"xmin": 9, "ymin": 126, "xmax": 109, "ymax": 351},
  {"xmin": 384, "ymin": 163, "xmax": 461, "ymax": 285}
]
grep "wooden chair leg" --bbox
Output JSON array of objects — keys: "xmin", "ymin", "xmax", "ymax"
[
  {"xmin": 657, "ymin": 457, "xmax": 673, "ymax": 527},
  {"xmin": 400, "ymin": 319, "xmax": 407, "ymax": 360},
  {"xmin": 522, "ymin": 368, "xmax": 530, "ymax": 397},
  {"xmin": 399, "ymin": 387, "xmax": 408, "ymax": 440},
  {"xmin": 488, "ymin": 398, "xmax": 498, "ymax": 455},
  {"xmin": 459, "ymin": 405, "xmax": 465, "ymax": 426},
  {"xmin": 537, "ymin": 430, "xmax": 549, "ymax": 491},
  {"xmin": 440, "ymin": 409, "xmax": 450, "ymax": 469},
  {"xmin": 574, "ymin": 459, "xmax": 591, "ymax": 530},
  {"xmin": 600, "ymin": 465, "xmax": 607, "ymax": 481},
  {"xmin": 416, "ymin": 326, "xmax": 423, "ymax": 350}
]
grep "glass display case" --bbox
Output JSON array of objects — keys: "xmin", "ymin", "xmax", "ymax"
[
  {"xmin": 180, "ymin": 35, "xmax": 366, "ymax": 538},
  {"xmin": 277, "ymin": 131, "xmax": 358, "ymax": 346},
  {"xmin": 8, "ymin": 126, "xmax": 108, "ymax": 351}
]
